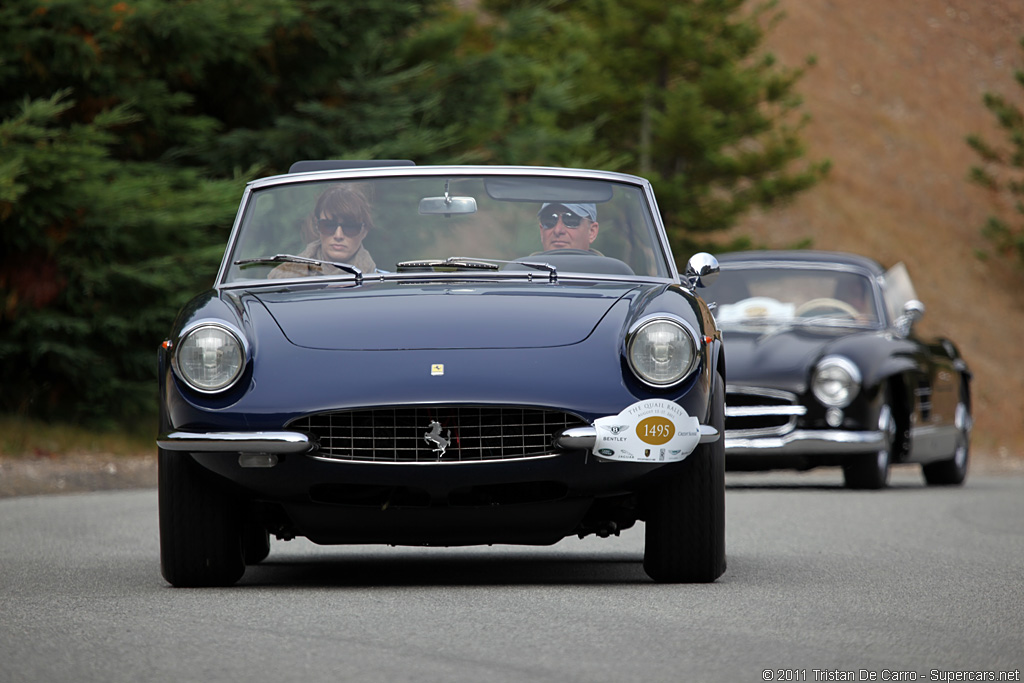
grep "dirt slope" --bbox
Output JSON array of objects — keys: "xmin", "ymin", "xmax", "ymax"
[{"xmin": 724, "ymin": 0, "xmax": 1024, "ymax": 465}]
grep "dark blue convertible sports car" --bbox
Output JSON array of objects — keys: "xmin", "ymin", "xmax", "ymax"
[
  {"xmin": 699, "ymin": 250, "xmax": 971, "ymax": 489},
  {"xmin": 157, "ymin": 163, "xmax": 726, "ymax": 586}
]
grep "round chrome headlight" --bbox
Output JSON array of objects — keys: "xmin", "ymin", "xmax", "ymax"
[
  {"xmin": 811, "ymin": 355, "xmax": 861, "ymax": 407},
  {"xmin": 627, "ymin": 318, "xmax": 698, "ymax": 387},
  {"xmin": 174, "ymin": 324, "xmax": 245, "ymax": 393}
]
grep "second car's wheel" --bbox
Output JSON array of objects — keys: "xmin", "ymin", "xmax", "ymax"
[
  {"xmin": 158, "ymin": 448, "xmax": 246, "ymax": 587},
  {"xmin": 922, "ymin": 391, "xmax": 971, "ymax": 486},
  {"xmin": 843, "ymin": 394, "xmax": 896, "ymax": 490},
  {"xmin": 642, "ymin": 374, "xmax": 726, "ymax": 583}
]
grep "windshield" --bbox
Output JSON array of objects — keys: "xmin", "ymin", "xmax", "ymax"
[
  {"xmin": 222, "ymin": 173, "xmax": 670, "ymax": 284},
  {"xmin": 701, "ymin": 265, "xmax": 883, "ymax": 327}
]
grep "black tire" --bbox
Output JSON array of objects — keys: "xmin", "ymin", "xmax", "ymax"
[
  {"xmin": 243, "ymin": 525, "xmax": 271, "ymax": 565},
  {"xmin": 843, "ymin": 390, "xmax": 895, "ymax": 490},
  {"xmin": 159, "ymin": 448, "xmax": 245, "ymax": 587},
  {"xmin": 643, "ymin": 374, "xmax": 726, "ymax": 583},
  {"xmin": 922, "ymin": 391, "xmax": 970, "ymax": 486}
]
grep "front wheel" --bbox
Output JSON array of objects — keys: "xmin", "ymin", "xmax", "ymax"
[
  {"xmin": 843, "ymin": 393, "xmax": 896, "ymax": 490},
  {"xmin": 159, "ymin": 449, "xmax": 245, "ymax": 587},
  {"xmin": 642, "ymin": 374, "xmax": 726, "ymax": 583}
]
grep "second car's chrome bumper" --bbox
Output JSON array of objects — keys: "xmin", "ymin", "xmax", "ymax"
[{"xmin": 725, "ymin": 429, "xmax": 884, "ymax": 456}]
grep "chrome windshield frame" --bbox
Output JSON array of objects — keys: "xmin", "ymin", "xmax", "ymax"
[{"xmin": 214, "ymin": 165, "xmax": 680, "ymax": 290}]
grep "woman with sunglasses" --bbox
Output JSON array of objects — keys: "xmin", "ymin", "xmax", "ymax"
[
  {"xmin": 269, "ymin": 184, "xmax": 377, "ymax": 278},
  {"xmin": 535, "ymin": 202, "xmax": 600, "ymax": 253}
]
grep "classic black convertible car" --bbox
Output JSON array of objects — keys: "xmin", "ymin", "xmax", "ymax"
[
  {"xmin": 157, "ymin": 163, "xmax": 726, "ymax": 586},
  {"xmin": 699, "ymin": 250, "xmax": 971, "ymax": 489}
]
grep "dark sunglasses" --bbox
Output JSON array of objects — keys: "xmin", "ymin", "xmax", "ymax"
[
  {"xmin": 317, "ymin": 217, "xmax": 364, "ymax": 237},
  {"xmin": 539, "ymin": 210, "xmax": 585, "ymax": 230}
]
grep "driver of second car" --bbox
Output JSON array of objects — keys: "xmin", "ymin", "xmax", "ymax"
[{"xmin": 536, "ymin": 202, "xmax": 600, "ymax": 252}]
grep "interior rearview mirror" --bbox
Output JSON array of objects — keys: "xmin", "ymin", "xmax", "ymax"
[{"xmin": 418, "ymin": 196, "xmax": 478, "ymax": 216}]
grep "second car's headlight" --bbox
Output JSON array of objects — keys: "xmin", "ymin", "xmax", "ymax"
[
  {"xmin": 174, "ymin": 324, "xmax": 245, "ymax": 393},
  {"xmin": 627, "ymin": 318, "xmax": 698, "ymax": 387},
  {"xmin": 811, "ymin": 355, "xmax": 861, "ymax": 407}
]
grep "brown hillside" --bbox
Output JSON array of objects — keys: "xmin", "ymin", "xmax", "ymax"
[{"xmin": 724, "ymin": 0, "xmax": 1024, "ymax": 466}]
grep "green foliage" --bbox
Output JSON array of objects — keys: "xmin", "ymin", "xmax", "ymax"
[
  {"xmin": 480, "ymin": 0, "xmax": 828, "ymax": 253},
  {"xmin": 1, "ymin": 0, "xmax": 823, "ymax": 427},
  {"xmin": 968, "ymin": 37, "xmax": 1024, "ymax": 268},
  {"xmin": 0, "ymin": 0, "xmax": 505, "ymax": 427},
  {"xmin": 0, "ymin": 90, "xmax": 242, "ymax": 426},
  {"xmin": 181, "ymin": 1, "xmax": 508, "ymax": 172}
]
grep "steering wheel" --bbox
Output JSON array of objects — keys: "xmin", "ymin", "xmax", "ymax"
[
  {"xmin": 795, "ymin": 298, "xmax": 861, "ymax": 319},
  {"xmin": 534, "ymin": 249, "xmax": 596, "ymax": 256}
]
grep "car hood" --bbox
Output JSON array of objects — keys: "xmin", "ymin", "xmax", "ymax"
[
  {"xmin": 249, "ymin": 281, "xmax": 640, "ymax": 350},
  {"xmin": 722, "ymin": 323, "xmax": 883, "ymax": 390}
]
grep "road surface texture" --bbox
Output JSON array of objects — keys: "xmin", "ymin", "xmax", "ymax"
[{"xmin": 1, "ymin": 468, "xmax": 1021, "ymax": 682}]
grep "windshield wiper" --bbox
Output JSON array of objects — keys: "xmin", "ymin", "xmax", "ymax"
[
  {"xmin": 396, "ymin": 256, "xmax": 559, "ymax": 281},
  {"xmin": 396, "ymin": 256, "xmax": 500, "ymax": 271},
  {"xmin": 234, "ymin": 254, "xmax": 363, "ymax": 282},
  {"xmin": 509, "ymin": 260, "xmax": 558, "ymax": 277}
]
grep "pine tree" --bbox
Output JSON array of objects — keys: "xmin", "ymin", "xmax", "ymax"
[
  {"xmin": 482, "ymin": 0, "xmax": 828, "ymax": 253},
  {"xmin": 967, "ymin": 37, "xmax": 1024, "ymax": 268},
  {"xmin": 0, "ymin": 91, "xmax": 241, "ymax": 426},
  {"xmin": 178, "ymin": 1, "xmax": 507, "ymax": 172}
]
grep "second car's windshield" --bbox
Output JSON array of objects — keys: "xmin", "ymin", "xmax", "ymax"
[
  {"xmin": 702, "ymin": 265, "xmax": 882, "ymax": 326},
  {"xmin": 223, "ymin": 173, "xmax": 669, "ymax": 283}
]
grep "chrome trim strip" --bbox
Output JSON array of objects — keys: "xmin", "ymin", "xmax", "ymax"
[
  {"xmin": 726, "ymin": 405, "xmax": 807, "ymax": 417},
  {"xmin": 248, "ymin": 164, "xmax": 650, "ymax": 190},
  {"xmin": 158, "ymin": 431, "xmax": 312, "ymax": 454},
  {"xmin": 725, "ymin": 429, "xmax": 884, "ymax": 455},
  {"xmin": 726, "ymin": 385, "xmax": 798, "ymax": 401}
]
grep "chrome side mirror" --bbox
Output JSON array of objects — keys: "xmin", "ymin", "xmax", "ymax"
[
  {"xmin": 685, "ymin": 252, "xmax": 720, "ymax": 288},
  {"xmin": 896, "ymin": 299, "xmax": 925, "ymax": 335}
]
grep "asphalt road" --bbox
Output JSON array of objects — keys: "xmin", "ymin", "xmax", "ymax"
[{"xmin": 2, "ymin": 468, "xmax": 1022, "ymax": 683}]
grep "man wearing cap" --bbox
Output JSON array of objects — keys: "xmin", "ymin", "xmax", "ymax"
[{"xmin": 536, "ymin": 202, "xmax": 600, "ymax": 252}]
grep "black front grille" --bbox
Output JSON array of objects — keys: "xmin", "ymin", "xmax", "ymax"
[
  {"xmin": 290, "ymin": 406, "xmax": 587, "ymax": 463},
  {"xmin": 725, "ymin": 389, "xmax": 802, "ymax": 434}
]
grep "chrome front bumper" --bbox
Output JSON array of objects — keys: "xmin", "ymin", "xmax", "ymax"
[
  {"xmin": 158, "ymin": 431, "xmax": 313, "ymax": 454},
  {"xmin": 725, "ymin": 429, "xmax": 884, "ymax": 456},
  {"xmin": 159, "ymin": 423, "xmax": 721, "ymax": 456}
]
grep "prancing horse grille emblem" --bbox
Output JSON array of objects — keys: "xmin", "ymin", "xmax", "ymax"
[{"xmin": 423, "ymin": 420, "xmax": 451, "ymax": 458}]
